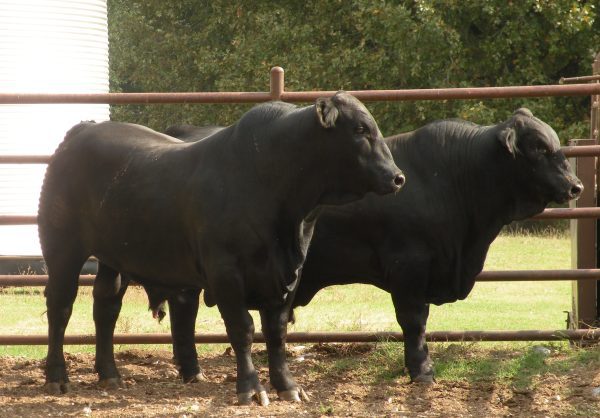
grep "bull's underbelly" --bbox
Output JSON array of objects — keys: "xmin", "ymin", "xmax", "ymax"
[
  {"xmin": 90, "ymin": 235, "xmax": 202, "ymax": 288},
  {"xmin": 101, "ymin": 258, "xmax": 200, "ymax": 288}
]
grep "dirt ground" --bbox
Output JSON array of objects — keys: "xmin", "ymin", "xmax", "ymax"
[{"xmin": 1, "ymin": 344, "xmax": 599, "ymax": 417}]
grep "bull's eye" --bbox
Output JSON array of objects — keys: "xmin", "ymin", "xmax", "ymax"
[{"xmin": 355, "ymin": 125, "xmax": 366, "ymax": 134}]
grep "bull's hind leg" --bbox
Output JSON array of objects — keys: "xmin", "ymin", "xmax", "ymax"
[
  {"xmin": 93, "ymin": 262, "xmax": 129, "ymax": 389},
  {"xmin": 260, "ymin": 307, "xmax": 308, "ymax": 402},
  {"xmin": 167, "ymin": 288, "xmax": 204, "ymax": 382},
  {"xmin": 44, "ymin": 250, "xmax": 87, "ymax": 395}
]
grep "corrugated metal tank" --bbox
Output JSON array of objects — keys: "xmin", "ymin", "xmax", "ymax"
[{"xmin": 0, "ymin": 0, "xmax": 109, "ymax": 255}]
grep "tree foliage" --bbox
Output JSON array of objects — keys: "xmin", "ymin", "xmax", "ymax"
[{"xmin": 108, "ymin": 0, "xmax": 599, "ymax": 141}]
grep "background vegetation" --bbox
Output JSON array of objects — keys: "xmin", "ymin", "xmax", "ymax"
[{"xmin": 108, "ymin": 0, "xmax": 599, "ymax": 142}]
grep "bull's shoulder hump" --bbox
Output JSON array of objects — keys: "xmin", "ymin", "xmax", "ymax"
[
  {"xmin": 397, "ymin": 120, "xmax": 485, "ymax": 148},
  {"xmin": 419, "ymin": 119, "xmax": 479, "ymax": 134},
  {"xmin": 236, "ymin": 101, "xmax": 300, "ymax": 128},
  {"xmin": 384, "ymin": 119, "xmax": 480, "ymax": 142}
]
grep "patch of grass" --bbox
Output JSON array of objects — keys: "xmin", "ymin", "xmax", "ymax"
[
  {"xmin": 324, "ymin": 340, "xmax": 600, "ymax": 391},
  {"xmin": 0, "ymin": 232, "xmax": 579, "ymax": 361},
  {"xmin": 364, "ymin": 342, "xmax": 405, "ymax": 381},
  {"xmin": 318, "ymin": 403, "xmax": 335, "ymax": 416},
  {"xmin": 430, "ymin": 341, "xmax": 600, "ymax": 390},
  {"xmin": 546, "ymin": 343, "xmax": 600, "ymax": 374}
]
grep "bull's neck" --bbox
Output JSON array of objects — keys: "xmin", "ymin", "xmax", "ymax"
[
  {"xmin": 457, "ymin": 123, "xmax": 545, "ymax": 235},
  {"xmin": 426, "ymin": 124, "xmax": 515, "ymax": 238},
  {"xmin": 240, "ymin": 106, "xmax": 327, "ymax": 223}
]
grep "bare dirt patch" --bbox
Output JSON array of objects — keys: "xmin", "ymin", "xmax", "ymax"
[{"xmin": 1, "ymin": 344, "xmax": 599, "ymax": 417}]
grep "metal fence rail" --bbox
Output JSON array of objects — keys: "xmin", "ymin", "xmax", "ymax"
[
  {"xmin": 0, "ymin": 66, "xmax": 598, "ymax": 346},
  {"xmin": 1, "ymin": 329, "xmax": 599, "ymax": 346},
  {"xmin": 3, "ymin": 269, "xmax": 600, "ymax": 288},
  {"xmin": 1, "ymin": 81, "xmax": 600, "ymax": 104},
  {"xmin": 0, "ymin": 208, "xmax": 597, "ymax": 226}
]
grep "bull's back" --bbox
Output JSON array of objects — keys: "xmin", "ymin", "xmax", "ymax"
[{"xmin": 40, "ymin": 122, "xmax": 173, "ymax": 225}]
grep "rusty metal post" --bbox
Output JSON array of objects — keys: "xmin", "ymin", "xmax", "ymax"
[
  {"xmin": 592, "ymin": 53, "xmax": 600, "ymax": 143},
  {"xmin": 570, "ymin": 54, "xmax": 600, "ymax": 329},
  {"xmin": 270, "ymin": 66, "xmax": 284, "ymax": 101},
  {"xmin": 593, "ymin": 52, "xmax": 600, "ymax": 327},
  {"xmin": 570, "ymin": 138, "xmax": 597, "ymax": 328}
]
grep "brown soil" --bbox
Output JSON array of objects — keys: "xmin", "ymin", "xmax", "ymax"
[{"xmin": 1, "ymin": 344, "xmax": 599, "ymax": 417}]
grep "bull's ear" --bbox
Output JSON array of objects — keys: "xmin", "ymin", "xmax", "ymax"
[
  {"xmin": 315, "ymin": 97, "xmax": 339, "ymax": 129},
  {"xmin": 497, "ymin": 126, "xmax": 518, "ymax": 157},
  {"xmin": 514, "ymin": 107, "xmax": 533, "ymax": 118}
]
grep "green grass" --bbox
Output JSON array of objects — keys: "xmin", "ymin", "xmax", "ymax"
[
  {"xmin": 0, "ymin": 230, "xmax": 577, "ymax": 360},
  {"xmin": 331, "ymin": 340, "xmax": 600, "ymax": 388}
]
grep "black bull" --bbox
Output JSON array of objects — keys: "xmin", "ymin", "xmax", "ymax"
[
  {"xmin": 141, "ymin": 108, "xmax": 582, "ymax": 384},
  {"xmin": 38, "ymin": 92, "xmax": 404, "ymax": 405}
]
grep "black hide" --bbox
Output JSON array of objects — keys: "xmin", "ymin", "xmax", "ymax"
[
  {"xmin": 160, "ymin": 108, "xmax": 582, "ymax": 384},
  {"xmin": 38, "ymin": 92, "xmax": 403, "ymax": 402}
]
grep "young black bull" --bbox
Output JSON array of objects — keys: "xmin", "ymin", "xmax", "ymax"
[
  {"xmin": 38, "ymin": 92, "xmax": 404, "ymax": 405},
  {"xmin": 150, "ymin": 108, "xmax": 582, "ymax": 385}
]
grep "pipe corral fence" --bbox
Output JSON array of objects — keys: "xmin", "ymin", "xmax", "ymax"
[{"xmin": 1, "ymin": 59, "xmax": 600, "ymax": 346}]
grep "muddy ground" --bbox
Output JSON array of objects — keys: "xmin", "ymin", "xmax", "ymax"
[{"xmin": 1, "ymin": 344, "xmax": 599, "ymax": 417}]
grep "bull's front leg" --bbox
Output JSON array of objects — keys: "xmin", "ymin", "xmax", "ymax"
[
  {"xmin": 259, "ymin": 306, "xmax": 308, "ymax": 402},
  {"xmin": 167, "ymin": 288, "xmax": 204, "ymax": 382},
  {"xmin": 214, "ymin": 278, "xmax": 269, "ymax": 406},
  {"xmin": 391, "ymin": 294, "xmax": 434, "ymax": 383},
  {"xmin": 93, "ymin": 263, "xmax": 129, "ymax": 389}
]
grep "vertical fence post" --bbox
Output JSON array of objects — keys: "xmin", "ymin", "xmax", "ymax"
[
  {"xmin": 592, "ymin": 53, "xmax": 600, "ymax": 143},
  {"xmin": 571, "ymin": 138, "xmax": 597, "ymax": 328},
  {"xmin": 571, "ymin": 52, "xmax": 600, "ymax": 329},
  {"xmin": 270, "ymin": 66, "xmax": 284, "ymax": 101},
  {"xmin": 593, "ymin": 52, "xmax": 600, "ymax": 327}
]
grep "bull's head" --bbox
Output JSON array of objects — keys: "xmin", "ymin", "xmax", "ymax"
[
  {"xmin": 497, "ymin": 108, "xmax": 583, "ymax": 213},
  {"xmin": 314, "ymin": 91, "xmax": 405, "ymax": 204}
]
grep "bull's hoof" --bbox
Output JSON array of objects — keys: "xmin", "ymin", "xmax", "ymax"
[
  {"xmin": 45, "ymin": 381, "xmax": 70, "ymax": 395},
  {"xmin": 237, "ymin": 390, "xmax": 269, "ymax": 406},
  {"xmin": 278, "ymin": 387, "xmax": 309, "ymax": 402},
  {"xmin": 411, "ymin": 373, "xmax": 435, "ymax": 384},
  {"xmin": 183, "ymin": 372, "xmax": 207, "ymax": 383},
  {"xmin": 98, "ymin": 377, "xmax": 124, "ymax": 390}
]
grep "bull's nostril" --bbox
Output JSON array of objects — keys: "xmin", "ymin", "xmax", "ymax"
[
  {"xmin": 394, "ymin": 174, "xmax": 405, "ymax": 188},
  {"xmin": 571, "ymin": 184, "xmax": 583, "ymax": 196}
]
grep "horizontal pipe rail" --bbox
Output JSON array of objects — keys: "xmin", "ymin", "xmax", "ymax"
[
  {"xmin": 532, "ymin": 207, "xmax": 600, "ymax": 219},
  {"xmin": 281, "ymin": 84, "xmax": 600, "ymax": 103},
  {"xmin": 2, "ymin": 269, "xmax": 599, "ymax": 287},
  {"xmin": 0, "ymin": 144, "xmax": 594, "ymax": 166},
  {"xmin": 0, "ymin": 275, "xmax": 94, "ymax": 286},
  {"xmin": 2, "ymin": 84, "xmax": 600, "ymax": 105},
  {"xmin": 476, "ymin": 269, "xmax": 600, "ymax": 281},
  {"xmin": 560, "ymin": 74, "xmax": 600, "ymax": 84},
  {"xmin": 1, "ymin": 207, "xmax": 597, "ymax": 226},
  {"xmin": 0, "ymin": 215, "xmax": 37, "ymax": 225},
  {"xmin": 0, "ymin": 92, "xmax": 273, "ymax": 105},
  {"xmin": 0, "ymin": 155, "xmax": 51, "ymax": 164},
  {"xmin": 562, "ymin": 144, "xmax": 600, "ymax": 157},
  {"xmin": 0, "ymin": 329, "xmax": 598, "ymax": 345}
]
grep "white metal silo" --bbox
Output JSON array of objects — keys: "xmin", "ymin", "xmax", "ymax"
[{"xmin": 0, "ymin": 0, "xmax": 109, "ymax": 255}]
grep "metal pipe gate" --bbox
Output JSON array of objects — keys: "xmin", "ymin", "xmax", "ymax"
[{"xmin": 1, "ymin": 60, "xmax": 599, "ymax": 345}]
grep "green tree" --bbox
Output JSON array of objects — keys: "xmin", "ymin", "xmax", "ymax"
[{"xmin": 108, "ymin": 0, "xmax": 599, "ymax": 141}]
